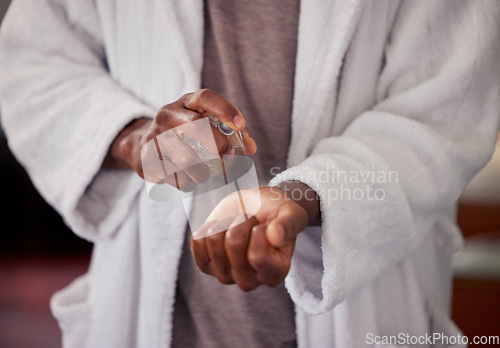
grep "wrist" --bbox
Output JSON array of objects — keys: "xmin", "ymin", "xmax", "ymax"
[
  {"xmin": 274, "ymin": 181, "xmax": 321, "ymax": 226},
  {"xmin": 104, "ymin": 118, "xmax": 152, "ymax": 170}
]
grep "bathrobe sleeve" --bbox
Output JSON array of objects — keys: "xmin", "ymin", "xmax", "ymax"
[
  {"xmin": 271, "ymin": 1, "xmax": 500, "ymax": 314},
  {"xmin": 0, "ymin": 0, "xmax": 156, "ymax": 241}
]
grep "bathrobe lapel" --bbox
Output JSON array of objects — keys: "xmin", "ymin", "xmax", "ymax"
[
  {"xmin": 157, "ymin": 0, "xmax": 204, "ymax": 90},
  {"xmin": 289, "ymin": 0, "xmax": 365, "ymax": 166}
]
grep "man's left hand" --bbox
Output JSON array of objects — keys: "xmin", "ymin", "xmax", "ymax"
[{"xmin": 190, "ymin": 185, "xmax": 318, "ymax": 291}]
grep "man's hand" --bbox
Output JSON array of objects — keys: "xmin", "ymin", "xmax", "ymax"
[
  {"xmin": 191, "ymin": 184, "xmax": 319, "ymax": 291},
  {"xmin": 104, "ymin": 89, "xmax": 257, "ymax": 190}
]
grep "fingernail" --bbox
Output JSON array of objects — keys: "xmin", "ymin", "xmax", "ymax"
[{"xmin": 233, "ymin": 115, "xmax": 245, "ymax": 129}]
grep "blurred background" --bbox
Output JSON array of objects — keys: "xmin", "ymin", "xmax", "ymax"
[
  {"xmin": 0, "ymin": 0, "xmax": 499, "ymax": 347},
  {"xmin": 0, "ymin": 2, "xmax": 92, "ymax": 348}
]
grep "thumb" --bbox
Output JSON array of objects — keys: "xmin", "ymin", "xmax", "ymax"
[{"xmin": 266, "ymin": 201, "xmax": 308, "ymax": 248}]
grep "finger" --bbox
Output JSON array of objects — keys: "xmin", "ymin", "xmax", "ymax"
[
  {"xmin": 240, "ymin": 129, "xmax": 257, "ymax": 155},
  {"xmin": 267, "ymin": 201, "xmax": 308, "ymax": 248},
  {"xmin": 156, "ymin": 106, "xmax": 231, "ymax": 162},
  {"xmin": 248, "ymin": 223, "xmax": 289, "ymax": 287},
  {"xmin": 191, "ymin": 220, "xmax": 217, "ymax": 275},
  {"xmin": 225, "ymin": 215, "xmax": 261, "ymax": 291},
  {"xmin": 183, "ymin": 89, "xmax": 246, "ymax": 131},
  {"xmin": 211, "ymin": 123, "xmax": 232, "ymax": 156},
  {"xmin": 158, "ymin": 135, "xmax": 211, "ymax": 183},
  {"xmin": 178, "ymin": 118, "xmax": 231, "ymax": 157},
  {"xmin": 140, "ymin": 138, "xmax": 168, "ymax": 182},
  {"xmin": 140, "ymin": 137, "xmax": 195, "ymax": 191},
  {"xmin": 155, "ymin": 104, "xmax": 208, "ymax": 130},
  {"xmin": 164, "ymin": 97, "xmax": 254, "ymax": 157},
  {"xmin": 206, "ymin": 218, "xmax": 236, "ymax": 284}
]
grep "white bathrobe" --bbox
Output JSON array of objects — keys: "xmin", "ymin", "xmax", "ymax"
[{"xmin": 1, "ymin": 0, "xmax": 499, "ymax": 347}]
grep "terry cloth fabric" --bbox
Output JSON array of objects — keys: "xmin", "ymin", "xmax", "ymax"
[
  {"xmin": 2, "ymin": 1, "xmax": 499, "ymax": 347},
  {"xmin": 172, "ymin": 1, "xmax": 300, "ymax": 347}
]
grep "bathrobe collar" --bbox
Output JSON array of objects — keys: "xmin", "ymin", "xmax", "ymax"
[{"xmin": 159, "ymin": 0, "xmax": 366, "ymax": 166}]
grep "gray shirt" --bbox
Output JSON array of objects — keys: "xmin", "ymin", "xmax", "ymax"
[{"xmin": 172, "ymin": 1, "xmax": 300, "ymax": 347}]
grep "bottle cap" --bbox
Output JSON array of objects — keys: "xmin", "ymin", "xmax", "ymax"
[{"xmin": 217, "ymin": 122, "xmax": 235, "ymax": 136}]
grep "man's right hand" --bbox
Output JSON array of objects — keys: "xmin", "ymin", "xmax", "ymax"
[{"xmin": 105, "ymin": 89, "xmax": 257, "ymax": 190}]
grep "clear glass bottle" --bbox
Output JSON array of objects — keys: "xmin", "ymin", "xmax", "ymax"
[{"xmin": 180, "ymin": 115, "xmax": 246, "ymax": 176}]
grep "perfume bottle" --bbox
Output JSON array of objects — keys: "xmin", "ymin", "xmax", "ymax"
[
  {"xmin": 209, "ymin": 114, "xmax": 246, "ymax": 152},
  {"xmin": 180, "ymin": 115, "xmax": 246, "ymax": 176}
]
